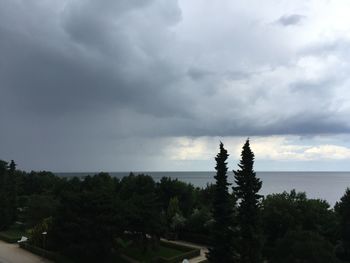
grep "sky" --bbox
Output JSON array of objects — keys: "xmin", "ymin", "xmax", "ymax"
[{"xmin": 2, "ymin": 0, "xmax": 350, "ymax": 172}]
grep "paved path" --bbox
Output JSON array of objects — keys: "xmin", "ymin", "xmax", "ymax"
[
  {"xmin": 162, "ymin": 239, "xmax": 208, "ymax": 263},
  {"xmin": 0, "ymin": 241, "xmax": 51, "ymax": 263}
]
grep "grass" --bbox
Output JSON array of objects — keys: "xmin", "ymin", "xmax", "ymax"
[{"xmin": 123, "ymin": 244, "xmax": 184, "ymax": 262}]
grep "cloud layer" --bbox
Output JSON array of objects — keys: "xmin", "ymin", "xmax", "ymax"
[{"xmin": 1, "ymin": 0, "xmax": 350, "ymax": 170}]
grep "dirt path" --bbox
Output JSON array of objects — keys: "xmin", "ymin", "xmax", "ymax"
[{"xmin": 0, "ymin": 241, "xmax": 51, "ymax": 263}]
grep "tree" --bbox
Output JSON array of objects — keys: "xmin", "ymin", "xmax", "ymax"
[
  {"xmin": 207, "ymin": 142, "xmax": 237, "ymax": 262},
  {"xmin": 8, "ymin": 160, "xmax": 16, "ymax": 174},
  {"xmin": 271, "ymin": 230, "xmax": 338, "ymax": 263},
  {"xmin": 119, "ymin": 174, "xmax": 162, "ymax": 251},
  {"xmin": 7, "ymin": 160, "xmax": 18, "ymax": 223},
  {"xmin": 25, "ymin": 194, "xmax": 59, "ymax": 228},
  {"xmin": 50, "ymin": 174, "xmax": 121, "ymax": 262},
  {"xmin": 22, "ymin": 171, "xmax": 62, "ymax": 196},
  {"xmin": 233, "ymin": 139, "xmax": 263, "ymax": 263},
  {"xmin": 157, "ymin": 177, "xmax": 196, "ymax": 217},
  {"xmin": 185, "ymin": 207, "xmax": 212, "ymax": 235},
  {"xmin": 167, "ymin": 197, "xmax": 181, "ymax": 222},
  {"xmin": 29, "ymin": 217, "xmax": 52, "ymax": 249},
  {"xmin": 167, "ymin": 197, "xmax": 185, "ymax": 233},
  {"xmin": 335, "ymin": 188, "xmax": 350, "ymax": 260},
  {"xmin": 262, "ymin": 190, "xmax": 337, "ymax": 259},
  {"xmin": 0, "ymin": 160, "xmax": 17, "ymax": 229}
]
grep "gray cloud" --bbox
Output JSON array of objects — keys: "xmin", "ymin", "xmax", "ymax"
[
  {"xmin": 0, "ymin": 0, "xmax": 186, "ymax": 118},
  {"xmin": 187, "ymin": 68, "xmax": 214, "ymax": 80},
  {"xmin": 1, "ymin": 0, "xmax": 350, "ymax": 170},
  {"xmin": 275, "ymin": 14, "xmax": 306, "ymax": 26}
]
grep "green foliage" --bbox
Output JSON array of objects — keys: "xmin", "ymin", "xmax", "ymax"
[
  {"xmin": 157, "ymin": 177, "xmax": 196, "ymax": 217},
  {"xmin": 49, "ymin": 173, "xmax": 120, "ymax": 263},
  {"xmin": 271, "ymin": 230, "xmax": 339, "ymax": 263},
  {"xmin": 196, "ymin": 183, "xmax": 215, "ymax": 210},
  {"xmin": 262, "ymin": 190, "xmax": 337, "ymax": 258},
  {"xmin": 25, "ymin": 194, "xmax": 59, "ymax": 228},
  {"xmin": 167, "ymin": 197, "xmax": 181, "ymax": 220},
  {"xmin": 18, "ymin": 170, "xmax": 65, "ymax": 199},
  {"xmin": 0, "ymin": 154, "xmax": 349, "ymax": 263},
  {"xmin": 185, "ymin": 207, "xmax": 212, "ymax": 235},
  {"xmin": 335, "ymin": 188, "xmax": 350, "ymax": 260},
  {"xmin": 167, "ymin": 197, "xmax": 186, "ymax": 232},
  {"xmin": 20, "ymin": 242, "xmax": 59, "ymax": 262},
  {"xmin": 120, "ymin": 174, "xmax": 162, "ymax": 241},
  {"xmin": 122, "ymin": 240, "xmax": 199, "ymax": 263},
  {"xmin": 29, "ymin": 217, "xmax": 52, "ymax": 249},
  {"xmin": 115, "ymin": 237, "xmax": 133, "ymax": 250},
  {"xmin": 82, "ymin": 172, "xmax": 116, "ymax": 192},
  {"xmin": 0, "ymin": 160, "xmax": 17, "ymax": 229},
  {"xmin": 7, "ymin": 160, "xmax": 18, "ymax": 221},
  {"xmin": 0, "ymin": 225, "xmax": 26, "ymax": 243},
  {"xmin": 170, "ymin": 213, "xmax": 186, "ymax": 232},
  {"xmin": 207, "ymin": 142, "xmax": 237, "ymax": 263},
  {"xmin": 233, "ymin": 139, "xmax": 263, "ymax": 263},
  {"xmin": 122, "ymin": 243, "xmax": 187, "ymax": 263}
]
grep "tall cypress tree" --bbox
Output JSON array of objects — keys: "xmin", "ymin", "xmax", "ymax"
[
  {"xmin": 8, "ymin": 160, "xmax": 17, "ymax": 222},
  {"xmin": 335, "ymin": 188, "xmax": 350, "ymax": 260},
  {"xmin": 233, "ymin": 139, "xmax": 262, "ymax": 263},
  {"xmin": 207, "ymin": 142, "xmax": 237, "ymax": 262},
  {"xmin": 0, "ymin": 160, "xmax": 14, "ymax": 229}
]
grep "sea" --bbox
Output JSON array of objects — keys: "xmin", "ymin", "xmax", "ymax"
[{"xmin": 55, "ymin": 171, "xmax": 350, "ymax": 206}]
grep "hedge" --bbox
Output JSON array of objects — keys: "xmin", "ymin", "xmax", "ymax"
[
  {"xmin": 19, "ymin": 242, "xmax": 57, "ymax": 260},
  {"xmin": 18, "ymin": 239, "xmax": 201, "ymax": 263},
  {"xmin": 19, "ymin": 242, "xmax": 75, "ymax": 263},
  {"xmin": 160, "ymin": 240, "xmax": 194, "ymax": 252},
  {"xmin": 156, "ymin": 248, "xmax": 200, "ymax": 263},
  {"xmin": 178, "ymin": 232, "xmax": 211, "ymax": 246},
  {"xmin": 0, "ymin": 232, "xmax": 20, "ymax": 243}
]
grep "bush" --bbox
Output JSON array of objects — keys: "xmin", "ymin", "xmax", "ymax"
[
  {"xmin": 28, "ymin": 217, "xmax": 52, "ymax": 249},
  {"xmin": 0, "ymin": 232, "xmax": 20, "ymax": 243},
  {"xmin": 0, "ymin": 226, "xmax": 26, "ymax": 243}
]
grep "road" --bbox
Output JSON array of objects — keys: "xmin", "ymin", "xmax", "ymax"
[{"xmin": 0, "ymin": 241, "xmax": 51, "ymax": 263}]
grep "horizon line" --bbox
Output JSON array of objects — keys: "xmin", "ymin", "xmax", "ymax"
[{"xmin": 52, "ymin": 170, "xmax": 350, "ymax": 173}]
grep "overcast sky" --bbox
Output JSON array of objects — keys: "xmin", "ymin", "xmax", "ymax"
[{"xmin": 2, "ymin": 0, "xmax": 350, "ymax": 172}]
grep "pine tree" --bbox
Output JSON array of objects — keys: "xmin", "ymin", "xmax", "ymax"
[
  {"xmin": 0, "ymin": 160, "xmax": 14, "ymax": 229},
  {"xmin": 9, "ymin": 160, "xmax": 16, "ymax": 175},
  {"xmin": 335, "ymin": 188, "xmax": 350, "ymax": 260},
  {"xmin": 207, "ymin": 142, "xmax": 237, "ymax": 262},
  {"xmin": 8, "ymin": 160, "xmax": 17, "ymax": 222},
  {"xmin": 233, "ymin": 139, "xmax": 263, "ymax": 263}
]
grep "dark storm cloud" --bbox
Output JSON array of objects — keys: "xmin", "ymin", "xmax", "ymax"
[
  {"xmin": 0, "ymin": 0, "xmax": 187, "ymax": 118},
  {"xmin": 187, "ymin": 68, "xmax": 252, "ymax": 81},
  {"xmin": 275, "ymin": 14, "xmax": 305, "ymax": 26},
  {"xmin": 187, "ymin": 68, "xmax": 214, "ymax": 80}
]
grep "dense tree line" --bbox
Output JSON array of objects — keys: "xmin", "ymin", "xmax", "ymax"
[{"xmin": 1, "ymin": 140, "xmax": 350, "ymax": 262}]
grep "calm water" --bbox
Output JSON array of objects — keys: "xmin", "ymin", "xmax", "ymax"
[{"xmin": 55, "ymin": 171, "xmax": 350, "ymax": 206}]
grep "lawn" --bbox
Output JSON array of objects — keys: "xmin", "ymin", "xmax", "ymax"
[{"xmin": 123, "ymin": 244, "xmax": 184, "ymax": 262}]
